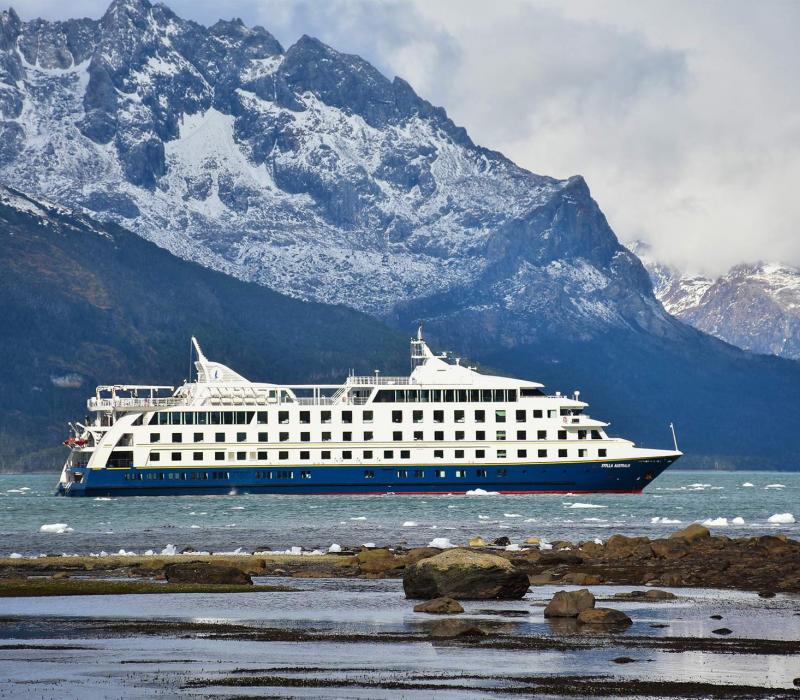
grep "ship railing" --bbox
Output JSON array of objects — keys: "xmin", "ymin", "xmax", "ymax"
[
  {"xmin": 87, "ymin": 397, "xmax": 184, "ymax": 411},
  {"xmin": 348, "ymin": 376, "xmax": 414, "ymax": 386},
  {"xmin": 293, "ymin": 396, "xmax": 371, "ymax": 406}
]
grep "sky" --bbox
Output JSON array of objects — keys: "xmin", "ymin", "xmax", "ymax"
[{"xmin": 15, "ymin": 0, "xmax": 800, "ymax": 276}]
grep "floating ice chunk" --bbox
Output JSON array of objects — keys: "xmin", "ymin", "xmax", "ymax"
[
  {"xmin": 190, "ymin": 525, "xmax": 201, "ymax": 529},
  {"xmin": 6, "ymin": 489, "xmax": 23, "ymax": 493},
  {"xmin": 8, "ymin": 552, "xmax": 22, "ymax": 558},
  {"xmin": 504, "ymin": 513, "xmax": 522, "ymax": 518},
  {"xmin": 231, "ymin": 506, "xmax": 245, "ymax": 510},
  {"xmin": 567, "ymin": 503, "xmax": 607, "ymax": 509},
  {"xmin": 505, "ymin": 543, "xmax": 521, "ymax": 551},
  {"xmin": 651, "ymin": 516, "xmax": 682, "ymax": 524},
  {"xmin": 465, "ymin": 488, "xmax": 500, "ymax": 496},
  {"xmin": 117, "ymin": 549, "xmax": 136, "ymax": 556},
  {"xmin": 19, "ymin": 487, "xmax": 30, "ymax": 491},
  {"xmin": 731, "ymin": 517, "xmax": 745, "ymax": 525},
  {"xmin": 428, "ymin": 537, "xmax": 455, "ymax": 549},
  {"xmin": 478, "ymin": 515, "xmax": 491, "ymax": 520},
  {"xmin": 362, "ymin": 542, "xmax": 376, "ymax": 548},
  {"xmin": 741, "ymin": 482, "xmax": 754, "ymax": 487},
  {"xmin": 539, "ymin": 541, "xmax": 553, "ymax": 550},
  {"xmin": 702, "ymin": 517, "xmax": 729, "ymax": 527},
  {"xmin": 523, "ymin": 518, "xmax": 537, "ymax": 523},
  {"xmin": 402, "ymin": 521, "xmax": 418, "ymax": 527},
  {"xmin": 39, "ymin": 523, "xmax": 73, "ymax": 534},
  {"xmin": 593, "ymin": 538, "xmax": 604, "ymax": 545},
  {"xmin": 350, "ymin": 516, "xmax": 367, "ymax": 521},
  {"xmin": 328, "ymin": 543, "xmax": 342, "ymax": 553},
  {"xmin": 160, "ymin": 544, "xmax": 178, "ymax": 556},
  {"xmin": 767, "ymin": 513, "xmax": 795, "ymax": 524},
  {"xmin": 765, "ymin": 484, "xmax": 785, "ymax": 489},
  {"xmin": 583, "ymin": 517, "xmax": 607, "ymax": 522},
  {"xmin": 144, "ymin": 549, "xmax": 155, "ymax": 556}
]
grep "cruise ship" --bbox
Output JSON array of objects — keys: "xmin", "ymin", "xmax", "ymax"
[{"xmin": 56, "ymin": 331, "xmax": 681, "ymax": 497}]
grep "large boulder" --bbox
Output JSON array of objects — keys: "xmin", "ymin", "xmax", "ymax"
[
  {"xmin": 403, "ymin": 548, "xmax": 530, "ymax": 600},
  {"xmin": 577, "ymin": 608, "xmax": 632, "ymax": 626},
  {"xmin": 164, "ymin": 563, "xmax": 252, "ymax": 585},
  {"xmin": 650, "ymin": 539, "xmax": 690, "ymax": 560},
  {"xmin": 670, "ymin": 523, "xmax": 710, "ymax": 543},
  {"xmin": 543, "ymin": 589, "xmax": 595, "ymax": 617},
  {"xmin": 356, "ymin": 548, "xmax": 401, "ymax": 574},
  {"xmin": 413, "ymin": 597, "xmax": 464, "ymax": 614}
]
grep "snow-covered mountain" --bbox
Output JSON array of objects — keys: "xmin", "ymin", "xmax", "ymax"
[{"xmin": 632, "ymin": 243, "xmax": 800, "ymax": 360}]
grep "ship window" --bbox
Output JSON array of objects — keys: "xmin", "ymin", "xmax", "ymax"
[
  {"xmin": 363, "ymin": 410, "xmax": 373, "ymax": 423},
  {"xmin": 433, "ymin": 410, "xmax": 444, "ymax": 423},
  {"xmin": 374, "ymin": 390, "xmax": 394, "ymax": 403},
  {"xmin": 182, "ymin": 412, "xmax": 194, "ymax": 425},
  {"xmin": 496, "ymin": 431, "xmax": 506, "ymax": 441},
  {"xmin": 392, "ymin": 410, "xmax": 403, "ymax": 423},
  {"xmin": 210, "ymin": 412, "xmax": 222, "ymax": 425},
  {"xmin": 222, "ymin": 412, "xmax": 233, "ymax": 425},
  {"xmin": 458, "ymin": 390, "xmax": 469, "ymax": 402},
  {"xmin": 497, "ymin": 468, "xmax": 507, "ymax": 477},
  {"xmin": 437, "ymin": 469, "xmax": 446, "ymax": 477},
  {"xmin": 364, "ymin": 431, "xmax": 373, "ymax": 441},
  {"xmin": 547, "ymin": 409, "xmax": 557, "ymax": 418},
  {"xmin": 107, "ymin": 450, "xmax": 133, "ymax": 468},
  {"xmin": 419, "ymin": 390, "xmax": 430, "ymax": 403},
  {"xmin": 241, "ymin": 411, "xmax": 252, "ymax": 424},
  {"xmin": 517, "ymin": 430, "xmax": 526, "ymax": 440},
  {"xmin": 454, "ymin": 449, "xmax": 464, "ymax": 459},
  {"xmin": 132, "ymin": 415, "xmax": 143, "ymax": 426},
  {"xmin": 397, "ymin": 470, "xmax": 408, "ymax": 478},
  {"xmin": 171, "ymin": 432, "xmax": 182, "ymax": 443},
  {"xmin": 476, "ymin": 468, "xmax": 487, "ymax": 477},
  {"xmin": 172, "ymin": 452, "xmax": 182, "ymax": 461},
  {"xmin": 301, "ymin": 471, "xmax": 312, "ymax": 479},
  {"xmin": 393, "ymin": 431, "xmax": 402, "ymax": 441},
  {"xmin": 444, "ymin": 390, "xmax": 455, "ymax": 402},
  {"xmin": 343, "ymin": 432, "xmax": 352, "ymax": 442},
  {"xmin": 558, "ymin": 449, "xmax": 568, "ymax": 458},
  {"xmin": 476, "ymin": 430, "xmax": 485, "ymax": 440},
  {"xmin": 321, "ymin": 411, "xmax": 332, "ymax": 424},
  {"xmin": 516, "ymin": 410, "xmax": 526, "ymax": 422},
  {"xmin": 481, "ymin": 390, "xmax": 492, "ymax": 402},
  {"xmin": 517, "ymin": 449, "xmax": 527, "ymax": 458},
  {"xmin": 598, "ymin": 448, "xmax": 607, "ymax": 457},
  {"xmin": 592, "ymin": 430, "xmax": 602, "ymax": 439},
  {"xmin": 279, "ymin": 432, "xmax": 289, "ymax": 442},
  {"xmin": 415, "ymin": 469, "xmax": 425, "ymax": 477},
  {"xmin": 150, "ymin": 452, "xmax": 160, "ymax": 462},
  {"xmin": 258, "ymin": 432, "xmax": 268, "ymax": 442},
  {"xmin": 300, "ymin": 451, "xmax": 310, "ymax": 460},
  {"xmin": 157, "ymin": 412, "xmax": 168, "ymax": 425},
  {"xmin": 343, "ymin": 450, "xmax": 352, "ymax": 459},
  {"xmin": 150, "ymin": 433, "xmax": 160, "ymax": 443},
  {"xmin": 497, "ymin": 450, "xmax": 507, "ymax": 459},
  {"xmin": 321, "ymin": 451, "xmax": 331, "ymax": 460},
  {"xmin": 558, "ymin": 430, "xmax": 567, "ymax": 440},
  {"xmin": 560, "ymin": 408, "xmax": 570, "ymax": 416},
  {"xmin": 413, "ymin": 431, "xmax": 423, "ymax": 441},
  {"xmin": 301, "ymin": 432, "xmax": 310, "ymax": 442},
  {"xmin": 455, "ymin": 469, "xmax": 466, "ymax": 477},
  {"xmin": 193, "ymin": 452, "xmax": 202, "ymax": 460},
  {"xmin": 475, "ymin": 409, "xmax": 486, "ymax": 423},
  {"xmin": 215, "ymin": 451, "xmax": 225, "ymax": 460},
  {"xmin": 235, "ymin": 451, "xmax": 245, "ymax": 460},
  {"xmin": 170, "ymin": 411, "xmax": 181, "ymax": 424},
  {"xmin": 279, "ymin": 411, "xmax": 289, "ymax": 424},
  {"xmin": 257, "ymin": 411, "xmax": 268, "ymax": 424},
  {"xmin": 476, "ymin": 449, "xmax": 485, "ymax": 458},
  {"xmin": 538, "ymin": 449, "xmax": 547, "ymax": 458},
  {"xmin": 300, "ymin": 411, "xmax": 311, "ymax": 424},
  {"xmin": 363, "ymin": 450, "xmax": 373, "ymax": 459},
  {"xmin": 578, "ymin": 430, "xmax": 587, "ymax": 440},
  {"xmin": 279, "ymin": 451, "xmax": 289, "ymax": 460},
  {"xmin": 194, "ymin": 432, "xmax": 203, "ymax": 442},
  {"xmin": 215, "ymin": 432, "xmax": 225, "ymax": 443},
  {"xmin": 277, "ymin": 470, "xmax": 294, "ymax": 479},
  {"xmin": 454, "ymin": 410, "xmax": 464, "ymax": 423},
  {"xmin": 364, "ymin": 470, "xmax": 375, "ymax": 479},
  {"xmin": 431, "ymin": 389, "xmax": 442, "ymax": 402},
  {"xmin": 237, "ymin": 432, "xmax": 246, "ymax": 442},
  {"xmin": 257, "ymin": 451, "xmax": 268, "ymax": 460},
  {"xmin": 521, "ymin": 388, "xmax": 544, "ymax": 397},
  {"xmin": 495, "ymin": 410, "xmax": 506, "ymax": 423},
  {"xmin": 533, "ymin": 410, "xmax": 543, "ymax": 418},
  {"xmin": 455, "ymin": 431, "xmax": 465, "ymax": 441},
  {"xmin": 383, "ymin": 450, "xmax": 394, "ymax": 459},
  {"xmin": 434, "ymin": 431, "xmax": 444, "ymax": 441},
  {"xmin": 413, "ymin": 410, "xmax": 423, "ymax": 423},
  {"xmin": 578, "ymin": 449, "xmax": 587, "ymax": 457},
  {"xmin": 196, "ymin": 412, "xmax": 208, "ymax": 425},
  {"xmin": 322, "ymin": 431, "xmax": 332, "ymax": 441},
  {"xmin": 537, "ymin": 430, "xmax": 547, "ymax": 440},
  {"xmin": 401, "ymin": 450, "xmax": 410, "ymax": 459},
  {"xmin": 342, "ymin": 411, "xmax": 352, "ymax": 424},
  {"xmin": 434, "ymin": 450, "xmax": 444, "ymax": 458}
]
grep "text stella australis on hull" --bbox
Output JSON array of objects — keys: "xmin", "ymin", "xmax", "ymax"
[{"xmin": 57, "ymin": 330, "xmax": 680, "ymax": 497}]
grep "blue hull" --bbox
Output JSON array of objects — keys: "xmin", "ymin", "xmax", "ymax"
[{"xmin": 56, "ymin": 456, "xmax": 678, "ymax": 497}]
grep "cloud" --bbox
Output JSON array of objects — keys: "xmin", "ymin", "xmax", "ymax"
[{"xmin": 14, "ymin": 0, "xmax": 800, "ymax": 275}]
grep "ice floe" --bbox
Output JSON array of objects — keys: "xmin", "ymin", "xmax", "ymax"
[
  {"xmin": 160, "ymin": 544, "xmax": 178, "ymax": 555},
  {"xmin": 651, "ymin": 517, "xmax": 682, "ymax": 524},
  {"xmin": 764, "ymin": 484, "xmax": 786, "ymax": 489},
  {"xmin": 741, "ymin": 482, "xmax": 754, "ymax": 487},
  {"xmin": 767, "ymin": 513, "xmax": 795, "ymax": 524},
  {"xmin": 702, "ymin": 517, "xmax": 729, "ymax": 527},
  {"xmin": 732, "ymin": 517, "xmax": 745, "ymax": 525},
  {"xmin": 39, "ymin": 523, "xmax": 73, "ymax": 534},
  {"xmin": 328, "ymin": 543, "xmax": 342, "ymax": 553},
  {"xmin": 505, "ymin": 543, "xmax": 521, "ymax": 551},
  {"xmin": 478, "ymin": 515, "xmax": 490, "ymax": 520},
  {"xmin": 350, "ymin": 516, "xmax": 367, "ymax": 521},
  {"xmin": 566, "ymin": 503, "xmax": 607, "ymax": 509},
  {"xmin": 362, "ymin": 542, "xmax": 376, "ymax": 548},
  {"xmin": 428, "ymin": 537, "xmax": 456, "ymax": 549},
  {"xmin": 465, "ymin": 488, "xmax": 500, "ymax": 496},
  {"xmin": 402, "ymin": 521, "xmax": 418, "ymax": 527},
  {"xmin": 503, "ymin": 513, "xmax": 522, "ymax": 518}
]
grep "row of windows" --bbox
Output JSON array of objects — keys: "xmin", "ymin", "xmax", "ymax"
[
  {"xmin": 147, "ymin": 428, "xmax": 603, "ymax": 445},
  {"xmin": 122, "ymin": 471, "xmax": 230, "ymax": 481},
  {"xmin": 147, "ymin": 447, "xmax": 608, "ymax": 463},
  {"xmin": 375, "ymin": 389, "xmax": 523, "ymax": 403}
]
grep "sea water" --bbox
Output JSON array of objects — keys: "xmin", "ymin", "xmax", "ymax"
[{"xmin": 0, "ymin": 471, "xmax": 797, "ymax": 556}]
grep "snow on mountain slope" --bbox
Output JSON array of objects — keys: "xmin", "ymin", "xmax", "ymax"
[
  {"xmin": 0, "ymin": 0, "xmax": 664, "ymax": 337},
  {"xmin": 632, "ymin": 242, "xmax": 800, "ymax": 360}
]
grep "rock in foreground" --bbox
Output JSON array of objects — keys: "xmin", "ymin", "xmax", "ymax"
[
  {"xmin": 577, "ymin": 608, "xmax": 632, "ymax": 626},
  {"xmin": 544, "ymin": 589, "xmax": 596, "ymax": 618},
  {"xmin": 164, "ymin": 563, "xmax": 252, "ymax": 585},
  {"xmin": 413, "ymin": 597, "xmax": 465, "ymax": 614},
  {"xmin": 403, "ymin": 549, "xmax": 529, "ymax": 600}
]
